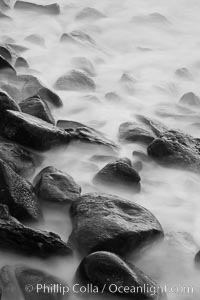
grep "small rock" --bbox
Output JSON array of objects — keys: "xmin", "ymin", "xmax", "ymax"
[
  {"xmin": 24, "ymin": 34, "xmax": 45, "ymax": 47},
  {"xmin": 105, "ymin": 92, "xmax": 121, "ymax": 102},
  {"xmin": 0, "ymin": 55, "xmax": 16, "ymax": 75},
  {"xmin": 76, "ymin": 251, "xmax": 165, "ymax": 300},
  {"xmin": 54, "ymin": 70, "xmax": 96, "ymax": 92},
  {"xmin": 0, "ymin": 204, "xmax": 71, "ymax": 257},
  {"xmin": 19, "ymin": 95, "xmax": 55, "ymax": 124},
  {"xmin": 76, "ymin": 7, "xmax": 106, "ymax": 20},
  {"xmin": 71, "ymin": 57, "xmax": 95, "ymax": 77},
  {"xmin": 34, "ymin": 166, "xmax": 81, "ymax": 204},
  {"xmin": 15, "ymin": 57, "xmax": 29, "ymax": 68},
  {"xmin": 0, "ymin": 46, "xmax": 12, "ymax": 62},
  {"xmin": 175, "ymin": 68, "xmax": 193, "ymax": 79},
  {"xmin": 179, "ymin": 92, "xmax": 200, "ymax": 107},
  {"xmin": 93, "ymin": 159, "xmax": 141, "ymax": 193},
  {"xmin": 68, "ymin": 193, "xmax": 163, "ymax": 256},
  {"xmin": 119, "ymin": 122, "xmax": 155, "ymax": 145}
]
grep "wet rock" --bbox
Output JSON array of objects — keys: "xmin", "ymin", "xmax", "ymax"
[
  {"xmin": 119, "ymin": 122, "xmax": 155, "ymax": 145},
  {"xmin": 90, "ymin": 154, "xmax": 117, "ymax": 163},
  {"xmin": 54, "ymin": 70, "xmax": 96, "ymax": 92},
  {"xmin": 132, "ymin": 150, "xmax": 150, "ymax": 162},
  {"xmin": 14, "ymin": 1, "xmax": 60, "ymax": 15},
  {"xmin": 68, "ymin": 193, "xmax": 163, "ymax": 256},
  {"xmin": 24, "ymin": 34, "xmax": 45, "ymax": 47},
  {"xmin": 15, "ymin": 57, "xmax": 29, "ymax": 68},
  {"xmin": 105, "ymin": 92, "xmax": 121, "ymax": 102},
  {"xmin": 0, "ymin": 159, "xmax": 42, "ymax": 222},
  {"xmin": 57, "ymin": 120, "xmax": 87, "ymax": 130},
  {"xmin": 0, "ymin": 265, "xmax": 68, "ymax": 300},
  {"xmin": 76, "ymin": 7, "xmax": 106, "ymax": 20},
  {"xmin": 76, "ymin": 251, "xmax": 165, "ymax": 300},
  {"xmin": 19, "ymin": 95, "xmax": 55, "ymax": 124},
  {"xmin": 0, "ymin": 55, "xmax": 16, "ymax": 75},
  {"xmin": 179, "ymin": 92, "xmax": 200, "ymax": 107},
  {"xmin": 0, "ymin": 83, "xmax": 21, "ymax": 101},
  {"xmin": 0, "ymin": 46, "xmax": 12, "ymax": 62},
  {"xmin": 34, "ymin": 166, "xmax": 81, "ymax": 204},
  {"xmin": 195, "ymin": 250, "xmax": 200, "ymax": 265},
  {"xmin": 0, "ymin": 141, "xmax": 40, "ymax": 177},
  {"xmin": 175, "ymin": 67, "xmax": 193, "ymax": 79},
  {"xmin": 71, "ymin": 57, "xmax": 95, "ymax": 77},
  {"xmin": 0, "ymin": 89, "xmax": 20, "ymax": 113},
  {"xmin": 133, "ymin": 160, "xmax": 143, "ymax": 172},
  {"xmin": 0, "ymin": 204, "xmax": 71, "ymax": 257},
  {"xmin": 38, "ymin": 87, "xmax": 63, "ymax": 108},
  {"xmin": 147, "ymin": 129, "xmax": 200, "ymax": 172},
  {"xmin": 0, "ymin": 110, "xmax": 71, "ymax": 151},
  {"xmin": 60, "ymin": 31, "xmax": 96, "ymax": 47},
  {"xmin": 6, "ymin": 43, "xmax": 29, "ymax": 53},
  {"xmin": 93, "ymin": 159, "xmax": 141, "ymax": 193}
]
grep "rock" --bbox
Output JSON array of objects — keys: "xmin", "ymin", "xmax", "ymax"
[
  {"xmin": 38, "ymin": 87, "xmax": 63, "ymax": 108},
  {"xmin": 105, "ymin": 92, "xmax": 121, "ymax": 102},
  {"xmin": 14, "ymin": 1, "xmax": 60, "ymax": 15},
  {"xmin": 147, "ymin": 129, "xmax": 200, "ymax": 172},
  {"xmin": 119, "ymin": 122, "xmax": 155, "ymax": 144},
  {"xmin": 6, "ymin": 43, "xmax": 29, "ymax": 53},
  {"xmin": 132, "ymin": 150, "xmax": 150, "ymax": 162},
  {"xmin": 67, "ymin": 193, "xmax": 163, "ymax": 256},
  {"xmin": 34, "ymin": 166, "xmax": 81, "ymax": 204},
  {"xmin": 120, "ymin": 73, "xmax": 136, "ymax": 93},
  {"xmin": 15, "ymin": 57, "xmax": 29, "ymax": 68},
  {"xmin": 0, "ymin": 11, "xmax": 10, "ymax": 19},
  {"xmin": 0, "ymin": 110, "xmax": 71, "ymax": 151},
  {"xmin": 71, "ymin": 57, "xmax": 95, "ymax": 77},
  {"xmin": 60, "ymin": 31, "xmax": 96, "ymax": 47},
  {"xmin": 54, "ymin": 70, "xmax": 96, "ymax": 92},
  {"xmin": 76, "ymin": 251, "xmax": 165, "ymax": 300},
  {"xmin": 195, "ymin": 250, "xmax": 200, "ymax": 265},
  {"xmin": 19, "ymin": 95, "xmax": 55, "ymax": 124},
  {"xmin": 0, "ymin": 83, "xmax": 21, "ymax": 101},
  {"xmin": 0, "ymin": 89, "xmax": 20, "ymax": 113},
  {"xmin": 133, "ymin": 13, "xmax": 169, "ymax": 24},
  {"xmin": 0, "ymin": 159, "xmax": 42, "ymax": 222},
  {"xmin": 133, "ymin": 160, "xmax": 143, "ymax": 172},
  {"xmin": 0, "ymin": 204, "xmax": 71, "ymax": 257},
  {"xmin": 90, "ymin": 154, "xmax": 117, "ymax": 163},
  {"xmin": 0, "ymin": 55, "xmax": 16, "ymax": 75},
  {"xmin": 179, "ymin": 92, "xmax": 200, "ymax": 107},
  {"xmin": 0, "ymin": 141, "xmax": 40, "ymax": 177},
  {"xmin": 0, "ymin": 265, "xmax": 68, "ymax": 300},
  {"xmin": 0, "ymin": 46, "xmax": 12, "ymax": 62},
  {"xmin": 175, "ymin": 67, "xmax": 193, "ymax": 79},
  {"xmin": 76, "ymin": 7, "xmax": 106, "ymax": 20},
  {"xmin": 93, "ymin": 159, "xmax": 141, "ymax": 193},
  {"xmin": 24, "ymin": 34, "xmax": 45, "ymax": 47},
  {"xmin": 57, "ymin": 120, "xmax": 87, "ymax": 130}
]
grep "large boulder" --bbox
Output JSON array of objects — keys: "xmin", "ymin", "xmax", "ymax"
[
  {"xmin": 67, "ymin": 193, "xmax": 163, "ymax": 256},
  {"xmin": 34, "ymin": 166, "xmax": 81, "ymax": 204},
  {"xmin": 119, "ymin": 122, "xmax": 155, "ymax": 145},
  {"xmin": 0, "ymin": 265, "xmax": 68, "ymax": 300},
  {"xmin": 76, "ymin": 251, "xmax": 165, "ymax": 300},
  {"xmin": 147, "ymin": 130, "xmax": 200, "ymax": 172},
  {"xmin": 0, "ymin": 110, "xmax": 71, "ymax": 151},
  {"xmin": 0, "ymin": 159, "xmax": 42, "ymax": 222},
  {"xmin": 54, "ymin": 70, "xmax": 96, "ymax": 92},
  {"xmin": 0, "ymin": 204, "xmax": 71, "ymax": 257},
  {"xmin": 0, "ymin": 141, "xmax": 40, "ymax": 177},
  {"xmin": 93, "ymin": 159, "xmax": 141, "ymax": 193},
  {"xmin": 19, "ymin": 95, "xmax": 55, "ymax": 124}
]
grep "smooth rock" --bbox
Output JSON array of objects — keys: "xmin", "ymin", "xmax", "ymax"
[
  {"xmin": 71, "ymin": 57, "xmax": 95, "ymax": 77},
  {"xmin": 0, "ymin": 204, "xmax": 71, "ymax": 257},
  {"xmin": 76, "ymin": 7, "xmax": 106, "ymax": 20},
  {"xmin": 14, "ymin": 1, "xmax": 60, "ymax": 15},
  {"xmin": 0, "ymin": 89, "xmax": 20, "ymax": 113},
  {"xmin": 179, "ymin": 92, "xmax": 200, "ymax": 107},
  {"xmin": 68, "ymin": 193, "xmax": 163, "ymax": 256},
  {"xmin": 34, "ymin": 166, "xmax": 81, "ymax": 204},
  {"xmin": 119, "ymin": 122, "xmax": 155, "ymax": 144},
  {"xmin": 24, "ymin": 34, "xmax": 45, "ymax": 47}
]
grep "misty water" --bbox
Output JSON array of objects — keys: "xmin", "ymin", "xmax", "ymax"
[{"xmin": 1, "ymin": 0, "xmax": 200, "ymax": 299}]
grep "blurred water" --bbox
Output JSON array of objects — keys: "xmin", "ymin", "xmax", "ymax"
[{"xmin": 1, "ymin": 0, "xmax": 200, "ymax": 299}]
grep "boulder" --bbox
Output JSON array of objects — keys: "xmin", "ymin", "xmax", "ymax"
[
  {"xmin": 14, "ymin": 1, "xmax": 60, "ymax": 15},
  {"xmin": 54, "ymin": 70, "xmax": 96, "ymax": 92},
  {"xmin": 0, "ymin": 141, "xmax": 40, "ymax": 177},
  {"xmin": 93, "ymin": 159, "xmax": 141, "ymax": 193},
  {"xmin": 179, "ymin": 92, "xmax": 200, "ymax": 107},
  {"xmin": 0, "ymin": 265, "xmax": 68, "ymax": 300},
  {"xmin": 0, "ymin": 159, "xmax": 42, "ymax": 222},
  {"xmin": 19, "ymin": 96, "xmax": 55, "ymax": 124},
  {"xmin": 0, "ymin": 204, "xmax": 71, "ymax": 257},
  {"xmin": 67, "ymin": 193, "xmax": 163, "ymax": 256},
  {"xmin": 76, "ymin": 251, "xmax": 165, "ymax": 300},
  {"xmin": 0, "ymin": 110, "xmax": 71, "ymax": 151},
  {"xmin": 0, "ymin": 55, "xmax": 16, "ymax": 75},
  {"xmin": 34, "ymin": 166, "xmax": 81, "ymax": 204},
  {"xmin": 119, "ymin": 122, "xmax": 155, "ymax": 144}
]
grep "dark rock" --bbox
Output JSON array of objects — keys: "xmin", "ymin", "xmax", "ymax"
[
  {"xmin": 0, "ymin": 141, "xmax": 40, "ymax": 177},
  {"xmin": 54, "ymin": 70, "xmax": 96, "ymax": 92},
  {"xmin": 0, "ymin": 89, "xmax": 20, "ymax": 113},
  {"xmin": 119, "ymin": 122, "xmax": 155, "ymax": 144},
  {"xmin": 0, "ymin": 55, "xmax": 16, "ymax": 75},
  {"xmin": 76, "ymin": 7, "xmax": 106, "ymax": 20},
  {"xmin": 76, "ymin": 251, "xmax": 165, "ymax": 300},
  {"xmin": 195, "ymin": 250, "xmax": 200, "ymax": 265},
  {"xmin": 147, "ymin": 130, "xmax": 200, "ymax": 172},
  {"xmin": 0, "ymin": 159, "xmax": 42, "ymax": 222},
  {"xmin": 0, "ymin": 46, "xmax": 12, "ymax": 62},
  {"xmin": 14, "ymin": 1, "xmax": 60, "ymax": 15},
  {"xmin": 15, "ymin": 57, "xmax": 29, "ymax": 68},
  {"xmin": 179, "ymin": 92, "xmax": 200, "ymax": 107},
  {"xmin": 34, "ymin": 166, "xmax": 81, "ymax": 204},
  {"xmin": 0, "ymin": 204, "xmax": 71, "ymax": 257},
  {"xmin": 93, "ymin": 159, "xmax": 141, "ymax": 193},
  {"xmin": 0, "ymin": 265, "xmax": 68, "ymax": 300},
  {"xmin": 19, "ymin": 95, "xmax": 55, "ymax": 124},
  {"xmin": 0, "ymin": 110, "xmax": 71, "ymax": 151},
  {"xmin": 68, "ymin": 193, "xmax": 163, "ymax": 256}
]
